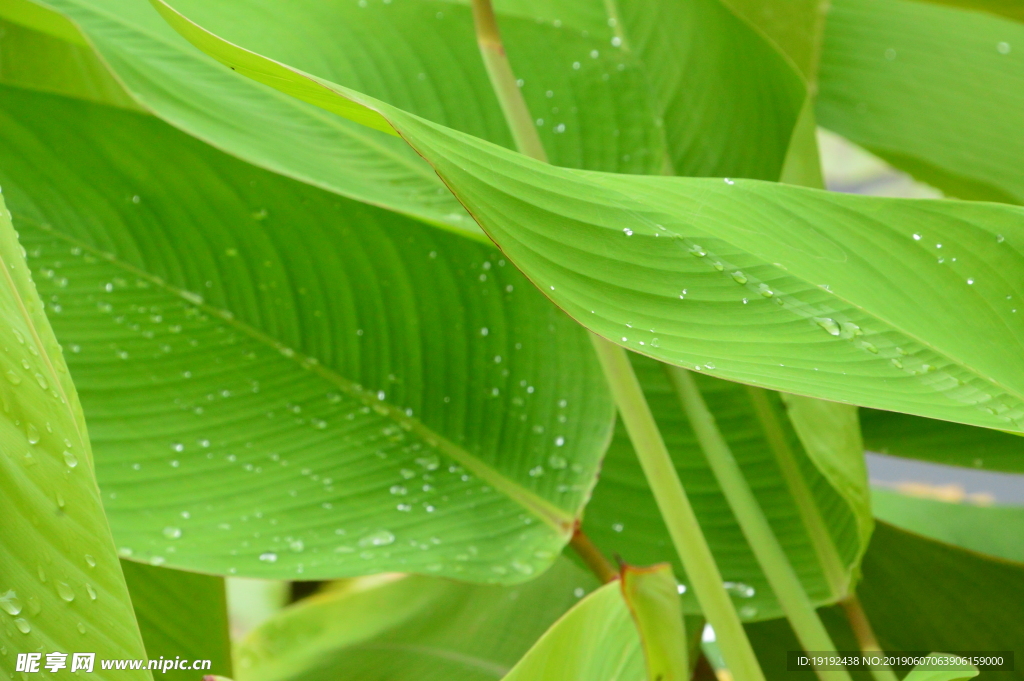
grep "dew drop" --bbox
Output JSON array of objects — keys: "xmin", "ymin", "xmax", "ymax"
[
  {"xmin": 724, "ymin": 581, "xmax": 755, "ymax": 598},
  {"xmin": 731, "ymin": 271, "xmax": 747, "ymax": 285},
  {"xmin": 14, "ymin": 618, "xmax": 30, "ymax": 634},
  {"xmin": 688, "ymin": 244, "xmax": 706, "ymax": 257},
  {"xmin": 85, "ymin": 584, "xmax": 97, "ymax": 601},
  {"xmin": 358, "ymin": 530, "xmax": 395, "ymax": 547},
  {"xmin": 77, "ymin": 622, "xmax": 86, "ymax": 634},
  {"xmin": 258, "ymin": 552, "xmax": 278, "ymax": 563},
  {"xmin": 815, "ymin": 318, "xmax": 841, "ymax": 336},
  {"xmin": 26, "ymin": 424, "xmax": 40, "ymax": 445},
  {"xmin": 5, "ymin": 370, "xmax": 21, "ymax": 385},
  {"xmin": 0, "ymin": 590, "xmax": 22, "ymax": 616},
  {"xmin": 758, "ymin": 283, "xmax": 773, "ymax": 297},
  {"xmin": 63, "ymin": 450, "xmax": 78, "ymax": 468},
  {"xmin": 56, "ymin": 582, "xmax": 75, "ymax": 602},
  {"xmin": 162, "ymin": 527, "xmax": 182, "ymax": 540}
]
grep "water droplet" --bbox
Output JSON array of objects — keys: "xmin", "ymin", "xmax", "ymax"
[
  {"xmin": 85, "ymin": 584, "xmax": 97, "ymax": 600},
  {"xmin": 997, "ymin": 41, "xmax": 1011, "ymax": 54},
  {"xmin": 548, "ymin": 455, "xmax": 567, "ymax": 469},
  {"xmin": 26, "ymin": 424, "xmax": 39, "ymax": 445},
  {"xmin": 689, "ymin": 244, "xmax": 706, "ymax": 257},
  {"xmin": 815, "ymin": 318, "xmax": 841, "ymax": 336},
  {"xmin": 5, "ymin": 370, "xmax": 21, "ymax": 385},
  {"xmin": 861, "ymin": 341, "xmax": 879, "ymax": 354},
  {"xmin": 258, "ymin": 552, "xmax": 278, "ymax": 563},
  {"xmin": 622, "ymin": 228, "xmax": 633, "ymax": 236},
  {"xmin": 731, "ymin": 271, "xmax": 747, "ymax": 285},
  {"xmin": 758, "ymin": 283, "xmax": 773, "ymax": 297},
  {"xmin": 163, "ymin": 527, "xmax": 182, "ymax": 540},
  {"xmin": 912, "ymin": 233, "xmax": 922, "ymax": 241},
  {"xmin": 612, "ymin": 523, "xmax": 624, "ymax": 532},
  {"xmin": 528, "ymin": 466, "xmax": 544, "ymax": 477},
  {"xmin": 0, "ymin": 590, "xmax": 22, "ymax": 615},
  {"xmin": 554, "ymin": 436, "xmax": 565, "ymax": 447},
  {"xmin": 77, "ymin": 622, "xmax": 86, "ymax": 634},
  {"xmin": 967, "ymin": 278, "xmax": 975, "ymax": 285},
  {"xmin": 389, "ymin": 485, "xmax": 407, "ymax": 496},
  {"xmin": 14, "ymin": 618, "xmax": 30, "ymax": 634},
  {"xmin": 56, "ymin": 582, "xmax": 75, "ymax": 602},
  {"xmin": 677, "ymin": 584, "xmax": 687, "ymax": 594},
  {"xmin": 724, "ymin": 581, "xmax": 755, "ymax": 598},
  {"xmin": 33, "ymin": 373, "xmax": 47, "ymax": 390},
  {"xmin": 358, "ymin": 530, "xmax": 395, "ymax": 547},
  {"xmin": 63, "ymin": 451, "xmax": 78, "ymax": 468},
  {"xmin": 288, "ymin": 539, "xmax": 304, "ymax": 553}
]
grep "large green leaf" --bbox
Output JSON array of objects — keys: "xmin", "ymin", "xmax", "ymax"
[
  {"xmin": 582, "ymin": 354, "xmax": 867, "ymax": 622},
  {"xmin": 501, "ymin": 579, "xmax": 645, "ymax": 681},
  {"xmin": 747, "ymin": 522, "xmax": 1024, "ymax": 681},
  {"xmin": 0, "ymin": 85, "xmax": 614, "ymax": 582},
  {"xmin": 871, "ymin": 489, "xmax": 1024, "ymax": 563},
  {"xmin": 620, "ymin": 563, "xmax": 689, "ymax": 681},
  {"xmin": 120, "ymin": 561, "xmax": 233, "ymax": 679},
  {"xmin": 819, "ymin": 0, "xmax": 1024, "ymax": 204},
  {"xmin": 235, "ymin": 558, "xmax": 597, "ymax": 681},
  {"xmin": 0, "ymin": 17, "xmax": 140, "ymax": 110},
  {"xmin": 861, "ymin": 409, "xmax": 1024, "ymax": 474},
  {"xmin": 157, "ymin": 2, "xmax": 1024, "ymax": 434},
  {"xmin": 0, "ymin": 191, "xmax": 149, "ymax": 678},
  {"xmin": 27, "ymin": 0, "xmax": 682, "ymax": 237}
]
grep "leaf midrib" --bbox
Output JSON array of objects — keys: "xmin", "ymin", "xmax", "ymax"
[{"xmin": 22, "ymin": 217, "xmax": 575, "ymax": 535}]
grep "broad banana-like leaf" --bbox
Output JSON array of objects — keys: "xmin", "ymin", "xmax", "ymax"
[
  {"xmin": 235, "ymin": 558, "xmax": 598, "ymax": 681},
  {"xmin": 917, "ymin": 0, "xmax": 1024, "ymax": 22},
  {"xmin": 871, "ymin": 489, "xmax": 1024, "ymax": 563},
  {"xmin": 620, "ymin": 563, "xmax": 689, "ymax": 681},
  {"xmin": 0, "ymin": 85, "xmax": 614, "ymax": 582},
  {"xmin": 0, "ymin": 0, "xmax": 85, "ymax": 44},
  {"xmin": 747, "ymin": 522, "xmax": 1024, "ymax": 679},
  {"xmin": 0, "ymin": 192, "xmax": 150, "ymax": 678},
  {"xmin": 156, "ymin": 1, "xmax": 1024, "ymax": 435},
  {"xmin": 120, "ymin": 561, "xmax": 233, "ymax": 679},
  {"xmin": 0, "ymin": 17, "xmax": 141, "ymax": 110},
  {"xmin": 819, "ymin": 0, "xmax": 1024, "ymax": 204},
  {"xmin": 583, "ymin": 354, "xmax": 869, "ymax": 621},
  {"xmin": 501, "ymin": 579, "xmax": 644, "ymax": 681},
  {"xmin": 861, "ymin": 409, "xmax": 1024, "ymax": 473},
  {"xmin": 23, "ymin": 0, "xmax": 682, "ymax": 237}
]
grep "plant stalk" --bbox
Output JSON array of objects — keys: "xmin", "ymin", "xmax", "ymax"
[
  {"xmin": 466, "ymin": 4, "xmax": 765, "ymax": 680},
  {"xmin": 570, "ymin": 527, "xmax": 619, "ymax": 584},
  {"xmin": 470, "ymin": 0, "xmax": 548, "ymax": 162},
  {"xmin": 841, "ymin": 596, "xmax": 899, "ymax": 681},
  {"xmin": 666, "ymin": 366, "xmax": 852, "ymax": 681},
  {"xmin": 592, "ymin": 338, "xmax": 766, "ymax": 681}
]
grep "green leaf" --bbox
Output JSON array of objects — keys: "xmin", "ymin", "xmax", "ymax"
[
  {"xmin": 861, "ymin": 409, "xmax": 1024, "ymax": 474},
  {"xmin": 0, "ymin": 0, "xmax": 86, "ymax": 45},
  {"xmin": 0, "ymin": 85, "xmax": 614, "ymax": 582},
  {"xmin": 32, "ymin": 0, "xmax": 677, "ymax": 237},
  {"xmin": 0, "ymin": 191, "xmax": 149, "ymax": 677},
  {"xmin": 871, "ymin": 489, "xmax": 1024, "ymax": 563},
  {"xmin": 903, "ymin": 656, "xmax": 980, "ymax": 681},
  {"xmin": 621, "ymin": 563, "xmax": 689, "ymax": 681},
  {"xmin": 154, "ymin": 0, "xmax": 1024, "ymax": 433},
  {"xmin": 235, "ymin": 558, "xmax": 598, "ymax": 681},
  {"xmin": 120, "ymin": 561, "xmax": 233, "ymax": 679},
  {"xmin": 747, "ymin": 522, "xmax": 1024, "ymax": 679},
  {"xmin": 502, "ymin": 579, "xmax": 645, "ymax": 681},
  {"xmin": 582, "ymin": 354, "xmax": 867, "ymax": 621},
  {"xmin": 0, "ymin": 18, "xmax": 142, "ymax": 110},
  {"xmin": 908, "ymin": 0, "xmax": 1024, "ymax": 25},
  {"xmin": 819, "ymin": 0, "xmax": 1024, "ymax": 204}
]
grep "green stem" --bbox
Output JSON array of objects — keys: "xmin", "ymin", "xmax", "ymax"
[
  {"xmin": 470, "ymin": 0, "xmax": 548, "ymax": 162},
  {"xmin": 666, "ymin": 366, "xmax": 852, "ymax": 681},
  {"xmin": 593, "ymin": 339, "xmax": 765, "ymax": 681},
  {"xmin": 745, "ymin": 387, "xmax": 848, "ymax": 599},
  {"xmin": 466, "ymin": 5, "xmax": 765, "ymax": 680},
  {"xmin": 841, "ymin": 596, "xmax": 899, "ymax": 681}
]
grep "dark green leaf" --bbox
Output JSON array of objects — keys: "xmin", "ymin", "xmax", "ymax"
[
  {"xmin": 120, "ymin": 561, "xmax": 233, "ymax": 679},
  {"xmin": 0, "ymin": 85, "xmax": 614, "ymax": 582}
]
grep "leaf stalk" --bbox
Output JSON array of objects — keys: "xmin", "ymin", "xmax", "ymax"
[
  {"xmin": 665, "ymin": 366, "xmax": 852, "ymax": 681},
  {"xmin": 466, "ymin": 3, "xmax": 766, "ymax": 679}
]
